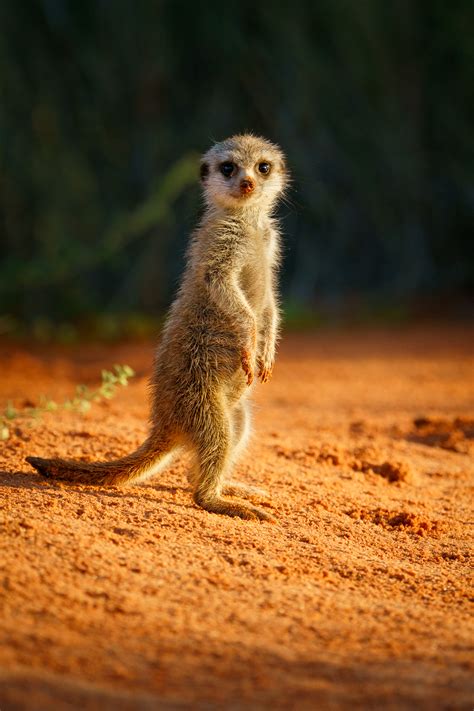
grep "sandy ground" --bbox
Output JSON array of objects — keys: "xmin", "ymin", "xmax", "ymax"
[{"xmin": 0, "ymin": 325, "xmax": 473, "ymax": 710}]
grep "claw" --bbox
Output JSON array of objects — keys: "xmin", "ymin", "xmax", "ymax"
[{"xmin": 257, "ymin": 358, "xmax": 273, "ymax": 384}]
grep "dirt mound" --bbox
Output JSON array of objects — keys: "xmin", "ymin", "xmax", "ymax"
[
  {"xmin": 275, "ymin": 443, "xmax": 413, "ymax": 482},
  {"xmin": 345, "ymin": 507, "xmax": 443, "ymax": 536},
  {"xmin": 408, "ymin": 415, "xmax": 474, "ymax": 453}
]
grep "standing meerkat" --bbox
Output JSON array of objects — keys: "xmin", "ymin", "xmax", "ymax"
[{"xmin": 26, "ymin": 134, "xmax": 288, "ymax": 521}]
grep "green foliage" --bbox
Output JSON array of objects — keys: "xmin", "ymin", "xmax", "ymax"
[
  {"xmin": 0, "ymin": 364, "xmax": 135, "ymax": 440},
  {"xmin": 0, "ymin": 152, "xmax": 198, "ymax": 293}
]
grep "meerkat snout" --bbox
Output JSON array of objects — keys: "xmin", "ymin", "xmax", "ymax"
[{"xmin": 240, "ymin": 178, "xmax": 254, "ymax": 195}]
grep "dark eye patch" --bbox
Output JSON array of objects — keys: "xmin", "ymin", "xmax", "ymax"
[
  {"xmin": 220, "ymin": 161, "xmax": 236, "ymax": 178},
  {"xmin": 200, "ymin": 162, "xmax": 209, "ymax": 181}
]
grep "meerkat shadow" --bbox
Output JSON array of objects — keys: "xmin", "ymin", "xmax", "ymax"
[
  {"xmin": 0, "ymin": 469, "xmax": 49, "ymax": 490},
  {"xmin": 0, "ymin": 469, "xmax": 188, "ymax": 498},
  {"xmin": 136, "ymin": 482, "xmax": 190, "ymax": 495}
]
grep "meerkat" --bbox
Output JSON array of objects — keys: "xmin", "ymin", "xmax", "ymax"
[{"xmin": 26, "ymin": 134, "xmax": 288, "ymax": 521}]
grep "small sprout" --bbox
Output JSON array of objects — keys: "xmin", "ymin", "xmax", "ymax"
[
  {"xmin": 5, "ymin": 401, "xmax": 17, "ymax": 420},
  {"xmin": 97, "ymin": 365, "xmax": 134, "ymax": 400},
  {"xmin": 0, "ymin": 364, "xmax": 134, "ymax": 437},
  {"xmin": 100, "ymin": 383, "xmax": 115, "ymax": 399},
  {"xmin": 75, "ymin": 384, "xmax": 90, "ymax": 398},
  {"xmin": 114, "ymin": 363, "xmax": 135, "ymax": 385},
  {"xmin": 77, "ymin": 400, "xmax": 91, "ymax": 414}
]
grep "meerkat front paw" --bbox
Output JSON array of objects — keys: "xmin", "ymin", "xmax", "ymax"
[
  {"xmin": 240, "ymin": 348, "xmax": 254, "ymax": 386},
  {"xmin": 240, "ymin": 324, "xmax": 258, "ymax": 386},
  {"xmin": 257, "ymin": 356, "xmax": 274, "ymax": 383}
]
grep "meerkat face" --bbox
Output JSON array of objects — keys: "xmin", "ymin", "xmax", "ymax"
[{"xmin": 200, "ymin": 134, "xmax": 287, "ymax": 212}]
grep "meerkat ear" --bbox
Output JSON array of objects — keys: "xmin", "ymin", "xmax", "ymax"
[{"xmin": 200, "ymin": 162, "xmax": 209, "ymax": 182}]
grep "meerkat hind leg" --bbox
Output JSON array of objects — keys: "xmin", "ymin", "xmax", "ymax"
[
  {"xmin": 221, "ymin": 400, "xmax": 269, "ymax": 501},
  {"xmin": 192, "ymin": 401, "xmax": 274, "ymax": 522}
]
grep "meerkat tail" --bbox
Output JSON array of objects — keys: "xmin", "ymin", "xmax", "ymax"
[{"xmin": 25, "ymin": 434, "xmax": 174, "ymax": 487}]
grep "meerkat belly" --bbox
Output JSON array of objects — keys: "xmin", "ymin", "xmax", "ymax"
[
  {"xmin": 158, "ymin": 297, "xmax": 241, "ymax": 382},
  {"xmin": 239, "ymin": 259, "xmax": 269, "ymax": 315}
]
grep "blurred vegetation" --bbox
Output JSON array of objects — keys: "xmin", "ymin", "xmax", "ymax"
[{"xmin": 0, "ymin": 1, "xmax": 472, "ymax": 334}]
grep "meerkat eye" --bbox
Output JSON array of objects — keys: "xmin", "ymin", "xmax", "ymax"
[
  {"xmin": 220, "ymin": 161, "xmax": 236, "ymax": 178},
  {"xmin": 258, "ymin": 162, "xmax": 271, "ymax": 175}
]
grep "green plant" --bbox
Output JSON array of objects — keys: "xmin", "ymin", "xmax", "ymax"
[{"xmin": 0, "ymin": 364, "xmax": 135, "ymax": 440}]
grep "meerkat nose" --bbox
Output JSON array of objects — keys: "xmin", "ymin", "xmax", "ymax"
[{"xmin": 240, "ymin": 178, "xmax": 254, "ymax": 194}]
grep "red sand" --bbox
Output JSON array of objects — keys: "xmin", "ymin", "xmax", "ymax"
[{"xmin": 0, "ymin": 325, "xmax": 473, "ymax": 709}]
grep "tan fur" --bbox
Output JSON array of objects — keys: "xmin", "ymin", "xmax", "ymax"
[{"xmin": 26, "ymin": 134, "xmax": 288, "ymax": 521}]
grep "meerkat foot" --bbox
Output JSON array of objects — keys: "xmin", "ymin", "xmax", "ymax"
[
  {"xmin": 194, "ymin": 494, "xmax": 275, "ymax": 522},
  {"xmin": 222, "ymin": 481, "xmax": 269, "ymax": 499},
  {"xmin": 240, "ymin": 349, "xmax": 254, "ymax": 386}
]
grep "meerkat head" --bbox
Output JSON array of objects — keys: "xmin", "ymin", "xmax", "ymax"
[{"xmin": 200, "ymin": 134, "xmax": 287, "ymax": 212}]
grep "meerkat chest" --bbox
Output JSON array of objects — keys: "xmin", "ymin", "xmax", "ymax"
[{"xmin": 238, "ymin": 227, "xmax": 276, "ymax": 310}]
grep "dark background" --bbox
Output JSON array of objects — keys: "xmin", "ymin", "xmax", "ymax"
[{"xmin": 1, "ymin": 1, "xmax": 473, "ymax": 337}]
